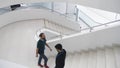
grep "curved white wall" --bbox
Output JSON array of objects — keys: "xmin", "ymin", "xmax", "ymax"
[{"xmin": 0, "ymin": 9, "xmax": 79, "ymax": 31}]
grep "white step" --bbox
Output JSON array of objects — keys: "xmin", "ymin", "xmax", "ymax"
[
  {"xmin": 96, "ymin": 48, "xmax": 106, "ymax": 68},
  {"xmin": 64, "ymin": 54, "xmax": 74, "ymax": 68},
  {"xmin": 88, "ymin": 49, "xmax": 97, "ymax": 68},
  {"xmin": 113, "ymin": 44, "xmax": 120, "ymax": 68},
  {"xmin": 79, "ymin": 51, "xmax": 89, "ymax": 68},
  {"xmin": 71, "ymin": 53, "xmax": 81, "ymax": 68},
  {"xmin": 105, "ymin": 46, "xmax": 116, "ymax": 68},
  {"xmin": 48, "ymin": 57, "xmax": 55, "ymax": 68}
]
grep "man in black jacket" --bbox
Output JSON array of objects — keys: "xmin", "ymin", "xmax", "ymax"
[{"xmin": 55, "ymin": 44, "xmax": 66, "ymax": 68}]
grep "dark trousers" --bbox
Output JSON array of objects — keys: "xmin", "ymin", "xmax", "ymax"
[{"xmin": 38, "ymin": 53, "xmax": 48, "ymax": 66}]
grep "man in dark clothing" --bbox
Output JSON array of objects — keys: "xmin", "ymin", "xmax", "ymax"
[
  {"xmin": 55, "ymin": 44, "xmax": 66, "ymax": 68},
  {"xmin": 36, "ymin": 33, "xmax": 52, "ymax": 68}
]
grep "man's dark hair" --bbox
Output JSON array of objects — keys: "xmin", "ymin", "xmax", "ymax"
[
  {"xmin": 39, "ymin": 33, "xmax": 44, "ymax": 37},
  {"xmin": 55, "ymin": 44, "xmax": 62, "ymax": 50}
]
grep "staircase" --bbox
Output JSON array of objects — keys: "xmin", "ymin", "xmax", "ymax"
[{"xmin": 48, "ymin": 44, "xmax": 120, "ymax": 68}]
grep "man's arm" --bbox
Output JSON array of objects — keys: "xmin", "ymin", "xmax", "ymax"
[
  {"xmin": 36, "ymin": 48, "xmax": 39, "ymax": 57},
  {"xmin": 46, "ymin": 43, "xmax": 52, "ymax": 51},
  {"xmin": 36, "ymin": 41, "xmax": 39, "ymax": 57}
]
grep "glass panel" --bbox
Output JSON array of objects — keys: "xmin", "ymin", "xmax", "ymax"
[
  {"xmin": 66, "ymin": 3, "xmax": 76, "ymax": 14},
  {"xmin": 77, "ymin": 20, "xmax": 90, "ymax": 29},
  {"xmin": 77, "ymin": 6, "xmax": 99, "ymax": 27},
  {"xmin": 21, "ymin": 2, "xmax": 52, "ymax": 11},
  {"xmin": 0, "ymin": 7, "xmax": 11, "ymax": 15},
  {"xmin": 39, "ymin": 2, "xmax": 52, "ymax": 9},
  {"xmin": 53, "ymin": 2, "xmax": 66, "ymax": 14},
  {"xmin": 77, "ymin": 5, "xmax": 120, "ymax": 24}
]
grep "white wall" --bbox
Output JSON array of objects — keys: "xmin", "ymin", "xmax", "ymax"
[{"xmin": 49, "ymin": 24, "xmax": 120, "ymax": 53}]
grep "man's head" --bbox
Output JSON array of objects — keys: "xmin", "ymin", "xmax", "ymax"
[
  {"xmin": 55, "ymin": 44, "xmax": 63, "ymax": 52},
  {"xmin": 39, "ymin": 33, "xmax": 46, "ymax": 39}
]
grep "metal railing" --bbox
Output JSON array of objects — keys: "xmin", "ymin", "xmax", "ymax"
[{"xmin": 0, "ymin": 2, "xmax": 120, "ymax": 33}]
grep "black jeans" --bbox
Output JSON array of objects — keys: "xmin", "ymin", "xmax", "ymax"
[{"xmin": 38, "ymin": 52, "xmax": 48, "ymax": 66}]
